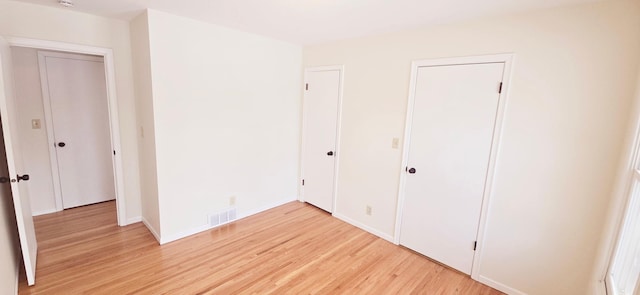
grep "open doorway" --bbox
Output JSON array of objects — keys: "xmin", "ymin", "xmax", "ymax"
[
  {"xmin": 0, "ymin": 36, "xmax": 127, "ymax": 286},
  {"xmin": 5, "ymin": 37, "xmax": 127, "ymax": 226},
  {"xmin": 12, "ymin": 47, "xmax": 117, "ymax": 215}
]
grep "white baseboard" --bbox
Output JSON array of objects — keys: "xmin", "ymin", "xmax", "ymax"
[
  {"xmin": 126, "ymin": 216, "xmax": 142, "ymax": 225},
  {"xmin": 14, "ymin": 258, "xmax": 19, "ymax": 295},
  {"xmin": 332, "ymin": 212, "xmax": 395, "ymax": 243},
  {"xmin": 141, "ymin": 217, "xmax": 161, "ymax": 244},
  {"xmin": 478, "ymin": 275, "xmax": 527, "ymax": 295},
  {"xmin": 591, "ymin": 278, "xmax": 607, "ymax": 295},
  {"xmin": 31, "ymin": 208, "xmax": 57, "ymax": 217},
  {"xmin": 329, "ymin": 213, "xmax": 525, "ymax": 295},
  {"xmin": 160, "ymin": 224, "xmax": 210, "ymax": 245},
  {"xmin": 237, "ymin": 196, "xmax": 297, "ymax": 221},
  {"xmin": 159, "ymin": 197, "xmax": 297, "ymax": 245}
]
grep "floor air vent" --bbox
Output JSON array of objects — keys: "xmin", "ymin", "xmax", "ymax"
[{"xmin": 209, "ymin": 207, "xmax": 237, "ymax": 227}]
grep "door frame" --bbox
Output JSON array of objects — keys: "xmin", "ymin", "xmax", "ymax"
[
  {"xmin": 38, "ymin": 51, "xmax": 110, "ymax": 212},
  {"xmin": 299, "ymin": 65, "xmax": 344, "ymax": 214},
  {"xmin": 393, "ymin": 54, "xmax": 514, "ymax": 282},
  {"xmin": 600, "ymin": 76, "xmax": 640, "ymax": 295},
  {"xmin": 7, "ymin": 37, "xmax": 127, "ymax": 226}
]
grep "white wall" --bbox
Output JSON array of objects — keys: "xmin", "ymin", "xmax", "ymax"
[
  {"xmin": 0, "ymin": 0, "xmax": 141, "ymax": 221},
  {"xmin": 130, "ymin": 12, "xmax": 161, "ymax": 238},
  {"xmin": 143, "ymin": 10, "xmax": 302, "ymax": 242},
  {"xmin": 303, "ymin": 1, "xmax": 640, "ymax": 294},
  {"xmin": 10, "ymin": 47, "xmax": 56, "ymax": 215}
]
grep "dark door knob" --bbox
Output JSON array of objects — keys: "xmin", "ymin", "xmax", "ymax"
[
  {"xmin": 17, "ymin": 174, "xmax": 29, "ymax": 182},
  {"xmin": 57, "ymin": 142, "xmax": 66, "ymax": 147},
  {"xmin": 327, "ymin": 151, "xmax": 334, "ymax": 156},
  {"xmin": 408, "ymin": 168, "xmax": 416, "ymax": 174}
]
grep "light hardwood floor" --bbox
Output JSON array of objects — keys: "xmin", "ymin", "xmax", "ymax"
[{"xmin": 19, "ymin": 201, "xmax": 502, "ymax": 294}]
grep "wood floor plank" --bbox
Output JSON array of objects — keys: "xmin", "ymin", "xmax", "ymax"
[{"xmin": 18, "ymin": 201, "xmax": 503, "ymax": 294}]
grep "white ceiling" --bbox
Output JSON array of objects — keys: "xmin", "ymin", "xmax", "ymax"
[{"xmin": 13, "ymin": 0, "xmax": 604, "ymax": 45}]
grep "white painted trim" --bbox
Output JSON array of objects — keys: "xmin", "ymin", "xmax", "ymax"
[
  {"xmin": 36, "ymin": 51, "xmax": 102, "ymax": 62},
  {"xmin": 31, "ymin": 209, "xmax": 57, "ymax": 217},
  {"xmin": 393, "ymin": 58, "xmax": 420, "ymax": 245},
  {"xmin": 160, "ymin": 224, "xmax": 210, "ymax": 245},
  {"xmin": 406, "ymin": 54, "xmax": 513, "ymax": 67},
  {"xmin": 299, "ymin": 65, "xmax": 344, "ymax": 214},
  {"xmin": 333, "ymin": 67, "xmax": 345, "ymax": 215},
  {"xmin": 160, "ymin": 196, "xmax": 297, "ymax": 245},
  {"xmin": 605, "ymin": 174, "xmax": 640, "ymax": 294},
  {"xmin": 126, "ymin": 216, "xmax": 142, "ymax": 225},
  {"xmin": 471, "ymin": 54, "xmax": 515, "ymax": 280},
  {"xmin": 594, "ymin": 93, "xmax": 640, "ymax": 294},
  {"xmin": 142, "ymin": 216, "xmax": 161, "ymax": 244},
  {"xmin": 104, "ymin": 49, "xmax": 127, "ymax": 227},
  {"xmin": 598, "ymin": 75, "xmax": 640, "ymax": 295},
  {"xmin": 392, "ymin": 53, "xmax": 515, "ymax": 283},
  {"xmin": 7, "ymin": 37, "xmax": 114, "ymax": 56},
  {"xmin": 605, "ymin": 274, "xmax": 615, "ymax": 295},
  {"xmin": 8, "ymin": 37, "xmax": 128, "ymax": 226},
  {"xmin": 478, "ymin": 275, "xmax": 528, "ymax": 295},
  {"xmin": 305, "ymin": 65, "xmax": 345, "ymax": 72},
  {"xmin": 299, "ymin": 73, "xmax": 308, "ymax": 202},
  {"xmin": 333, "ymin": 213, "xmax": 395, "ymax": 243},
  {"xmin": 37, "ymin": 51, "xmax": 65, "ymax": 212},
  {"xmin": 237, "ymin": 196, "xmax": 297, "ymax": 219},
  {"xmin": 14, "ymin": 258, "xmax": 19, "ymax": 295}
]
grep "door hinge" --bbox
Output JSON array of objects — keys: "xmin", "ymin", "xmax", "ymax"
[
  {"xmin": 302, "ymin": 179, "xmax": 305, "ymax": 186},
  {"xmin": 113, "ymin": 150, "xmax": 116, "ymax": 155},
  {"xmin": 473, "ymin": 241, "xmax": 477, "ymax": 251},
  {"xmin": 305, "ymin": 83, "xmax": 309, "ymax": 91},
  {"xmin": 498, "ymin": 82, "xmax": 503, "ymax": 94}
]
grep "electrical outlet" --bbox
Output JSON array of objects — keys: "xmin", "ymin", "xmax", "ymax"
[
  {"xmin": 366, "ymin": 205, "xmax": 372, "ymax": 216},
  {"xmin": 392, "ymin": 137, "xmax": 399, "ymax": 149},
  {"xmin": 229, "ymin": 195, "xmax": 236, "ymax": 206}
]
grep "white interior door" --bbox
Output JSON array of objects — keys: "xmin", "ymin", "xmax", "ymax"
[
  {"xmin": 0, "ymin": 37, "xmax": 38, "ymax": 285},
  {"xmin": 39, "ymin": 52, "xmax": 115, "ymax": 209},
  {"xmin": 400, "ymin": 62, "xmax": 504, "ymax": 275},
  {"xmin": 301, "ymin": 69, "xmax": 341, "ymax": 212}
]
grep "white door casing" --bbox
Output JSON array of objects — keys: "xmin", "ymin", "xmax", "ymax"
[
  {"xmin": 607, "ymin": 174, "xmax": 640, "ymax": 295},
  {"xmin": 38, "ymin": 52, "xmax": 115, "ymax": 209},
  {"xmin": 301, "ymin": 67, "xmax": 343, "ymax": 213},
  {"xmin": 5, "ymin": 37, "xmax": 127, "ymax": 226},
  {"xmin": 398, "ymin": 58, "xmax": 508, "ymax": 275},
  {"xmin": 0, "ymin": 36, "xmax": 38, "ymax": 286},
  {"xmin": 606, "ymin": 133, "xmax": 640, "ymax": 295}
]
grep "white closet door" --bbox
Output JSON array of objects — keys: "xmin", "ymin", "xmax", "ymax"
[
  {"xmin": 0, "ymin": 36, "xmax": 38, "ymax": 285},
  {"xmin": 301, "ymin": 69, "xmax": 341, "ymax": 212},
  {"xmin": 40, "ymin": 53, "xmax": 115, "ymax": 209},
  {"xmin": 400, "ymin": 62, "xmax": 504, "ymax": 274}
]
